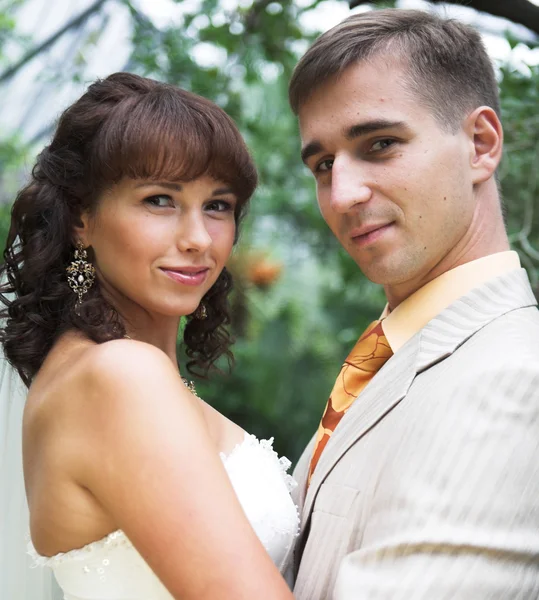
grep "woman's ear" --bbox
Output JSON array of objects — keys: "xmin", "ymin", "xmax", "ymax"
[
  {"xmin": 73, "ymin": 212, "xmax": 91, "ymax": 247},
  {"xmin": 464, "ymin": 106, "xmax": 503, "ymax": 185}
]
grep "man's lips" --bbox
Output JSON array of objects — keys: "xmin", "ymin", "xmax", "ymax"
[
  {"xmin": 349, "ymin": 222, "xmax": 394, "ymax": 247},
  {"xmin": 160, "ymin": 266, "xmax": 210, "ymax": 286}
]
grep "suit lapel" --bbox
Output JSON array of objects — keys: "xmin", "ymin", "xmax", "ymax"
[
  {"xmin": 292, "ymin": 435, "xmax": 315, "ymax": 514},
  {"xmin": 299, "ymin": 332, "xmax": 420, "ymax": 534},
  {"xmin": 295, "ymin": 268, "xmax": 537, "ymax": 564}
]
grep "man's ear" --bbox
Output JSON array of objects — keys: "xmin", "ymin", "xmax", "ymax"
[{"xmin": 464, "ymin": 106, "xmax": 503, "ymax": 185}]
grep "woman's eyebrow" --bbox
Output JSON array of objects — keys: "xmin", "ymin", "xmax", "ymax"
[
  {"xmin": 212, "ymin": 187, "xmax": 234, "ymax": 196},
  {"xmin": 135, "ymin": 182, "xmax": 182, "ymax": 191}
]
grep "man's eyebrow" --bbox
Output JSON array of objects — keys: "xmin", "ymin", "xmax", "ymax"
[
  {"xmin": 345, "ymin": 120, "xmax": 409, "ymax": 140},
  {"xmin": 301, "ymin": 120, "xmax": 409, "ymax": 164},
  {"xmin": 300, "ymin": 141, "xmax": 324, "ymax": 165}
]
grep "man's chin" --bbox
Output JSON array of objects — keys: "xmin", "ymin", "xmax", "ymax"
[
  {"xmin": 355, "ymin": 260, "xmax": 416, "ymax": 288},
  {"xmin": 354, "ymin": 257, "xmax": 399, "ymax": 285}
]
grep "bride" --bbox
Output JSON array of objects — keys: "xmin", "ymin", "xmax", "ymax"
[{"xmin": 0, "ymin": 72, "xmax": 298, "ymax": 599}]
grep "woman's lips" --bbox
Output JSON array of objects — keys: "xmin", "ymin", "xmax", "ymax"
[{"xmin": 161, "ymin": 268, "xmax": 209, "ymax": 286}]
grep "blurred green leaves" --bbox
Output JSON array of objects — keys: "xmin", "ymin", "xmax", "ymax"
[{"xmin": 499, "ymin": 61, "xmax": 539, "ymax": 285}]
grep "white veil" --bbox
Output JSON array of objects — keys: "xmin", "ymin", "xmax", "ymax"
[{"xmin": 0, "ymin": 341, "xmax": 61, "ymax": 599}]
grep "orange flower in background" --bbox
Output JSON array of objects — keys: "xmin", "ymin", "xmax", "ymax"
[
  {"xmin": 229, "ymin": 250, "xmax": 283, "ymax": 289},
  {"xmin": 246, "ymin": 257, "xmax": 282, "ymax": 288}
]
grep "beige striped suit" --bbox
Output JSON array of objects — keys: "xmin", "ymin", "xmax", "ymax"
[{"xmin": 290, "ymin": 269, "xmax": 539, "ymax": 599}]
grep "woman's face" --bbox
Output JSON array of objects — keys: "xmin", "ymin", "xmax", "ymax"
[{"xmin": 80, "ymin": 175, "xmax": 237, "ymax": 321}]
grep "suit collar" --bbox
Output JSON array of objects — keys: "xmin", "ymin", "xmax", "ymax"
[{"xmin": 416, "ymin": 268, "xmax": 536, "ymax": 371}]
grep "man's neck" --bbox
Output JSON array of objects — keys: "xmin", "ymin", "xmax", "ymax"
[{"xmin": 385, "ymin": 184, "xmax": 509, "ymax": 309}]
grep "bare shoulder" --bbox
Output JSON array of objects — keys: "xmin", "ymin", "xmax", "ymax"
[
  {"xmin": 72, "ymin": 338, "xmax": 199, "ymax": 430},
  {"xmin": 32, "ymin": 338, "xmax": 198, "ymax": 444},
  {"xmin": 27, "ymin": 337, "xmax": 185, "ymax": 437},
  {"xmin": 56, "ymin": 338, "xmax": 209, "ymax": 480},
  {"xmin": 80, "ymin": 338, "xmax": 177, "ymax": 387}
]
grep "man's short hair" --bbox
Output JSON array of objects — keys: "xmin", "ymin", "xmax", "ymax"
[{"xmin": 289, "ymin": 9, "xmax": 500, "ymax": 132}]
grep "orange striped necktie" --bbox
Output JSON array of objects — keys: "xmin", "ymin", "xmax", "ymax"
[{"xmin": 308, "ymin": 320, "xmax": 393, "ymax": 485}]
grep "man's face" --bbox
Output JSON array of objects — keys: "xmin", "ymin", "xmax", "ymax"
[{"xmin": 298, "ymin": 57, "xmax": 477, "ymax": 301}]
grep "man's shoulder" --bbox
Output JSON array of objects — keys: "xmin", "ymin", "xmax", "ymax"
[
  {"xmin": 431, "ymin": 305, "xmax": 539, "ymax": 384},
  {"xmin": 471, "ymin": 304, "xmax": 539, "ymax": 358}
]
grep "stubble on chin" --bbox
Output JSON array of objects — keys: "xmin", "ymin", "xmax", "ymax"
[{"xmin": 353, "ymin": 244, "xmax": 423, "ymax": 288}]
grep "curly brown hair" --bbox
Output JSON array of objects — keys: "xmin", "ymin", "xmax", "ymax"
[{"xmin": 0, "ymin": 72, "xmax": 257, "ymax": 387}]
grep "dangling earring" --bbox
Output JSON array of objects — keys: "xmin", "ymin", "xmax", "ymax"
[
  {"xmin": 66, "ymin": 241, "xmax": 96, "ymax": 306},
  {"xmin": 193, "ymin": 302, "xmax": 207, "ymax": 320}
]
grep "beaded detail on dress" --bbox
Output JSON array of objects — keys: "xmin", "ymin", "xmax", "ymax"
[{"xmin": 28, "ymin": 433, "xmax": 299, "ymax": 600}]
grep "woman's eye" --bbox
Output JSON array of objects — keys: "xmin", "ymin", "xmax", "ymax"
[
  {"xmin": 316, "ymin": 159, "xmax": 334, "ymax": 173},
  {"xmin": 144, "ymin": 195, "xmax": 173, "ymax": 208},
  {"xmin": 205, "ymin": 200, "xmax": 234, "ymax": 213},
  {"xmin": 370, "ymin": 139, "xmax": 396, "ymax": 152}
]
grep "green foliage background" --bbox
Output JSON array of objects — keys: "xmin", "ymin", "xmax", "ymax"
[{"xmin": 1, "ymin": 0, "xmax": 538, "ymax": 463}]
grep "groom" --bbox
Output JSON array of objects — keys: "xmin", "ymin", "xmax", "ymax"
[{"xmin": 287, "ymin": 8, "xmax": 539, "ymax": 599}]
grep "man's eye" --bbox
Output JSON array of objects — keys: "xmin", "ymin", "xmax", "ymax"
[
  {"xmin": 370, "ymin": 139, "xmax": 396, "ymax": 152},
  {"xmin": 316, "ymin": 159, "xmax": 334, "ymax": 173},
  {"xmin": 144, "ymin": 195, "xmax": 173, "ymax": 208}
]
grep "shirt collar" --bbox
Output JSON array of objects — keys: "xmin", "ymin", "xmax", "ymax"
[{"xmin": 381, "ymin": 251, "xmax": 521, "ymax": 353}]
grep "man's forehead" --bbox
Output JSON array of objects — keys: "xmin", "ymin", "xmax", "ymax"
[
  {"xmin": 297, "ymin": 55, "xmax": 416, "ymax": 124},
  {"xmin": 303, "ymin": 54, "xmax": 406, "ymax": 101}
]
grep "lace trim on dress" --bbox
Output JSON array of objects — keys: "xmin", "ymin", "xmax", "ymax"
[
  {"xmin": 220, "ymin": 433, "xmax": 300, "ymax": 548},
  {"xmin": 27, "ymin": 530, "xmax": 128, "ymax": 568},
  {"xmin": 220, "ymin": 433, "xmax": 298, "ymax": 493}
]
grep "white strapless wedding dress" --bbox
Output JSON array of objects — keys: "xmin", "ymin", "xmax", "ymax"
[{"xmin": 28, "ymin": 433, "xmax": 299, "ymax": 600}]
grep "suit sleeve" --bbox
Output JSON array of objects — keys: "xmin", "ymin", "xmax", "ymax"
[{"xmin": 334, "ymin": 364, "xmax": 539, "ymax": 600}]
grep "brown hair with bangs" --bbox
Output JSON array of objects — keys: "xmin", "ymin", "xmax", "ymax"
[
  {"xmin": 289, "ymin": 9, "xmax": 500, "ymax": 132},
  {"xmin": 0, "ymin": 72, "xmax": 257, "ymax": 386},
  {"xmin": 93, "ymin": 76, "xmax": 255, "ymax": 223}
]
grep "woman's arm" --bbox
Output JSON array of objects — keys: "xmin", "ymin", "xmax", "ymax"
[{"xmin": 70, "ymin": 339, "xmax": 293, "ymax": 600}]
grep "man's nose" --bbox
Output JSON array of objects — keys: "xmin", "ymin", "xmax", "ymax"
[
  {"xmin": 176, "ymin": 212, "xmax": 212, "ymax": 253},
  {"xmin": 330, "ymin": 157, "xmax": 372, "ymax": 213}
]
